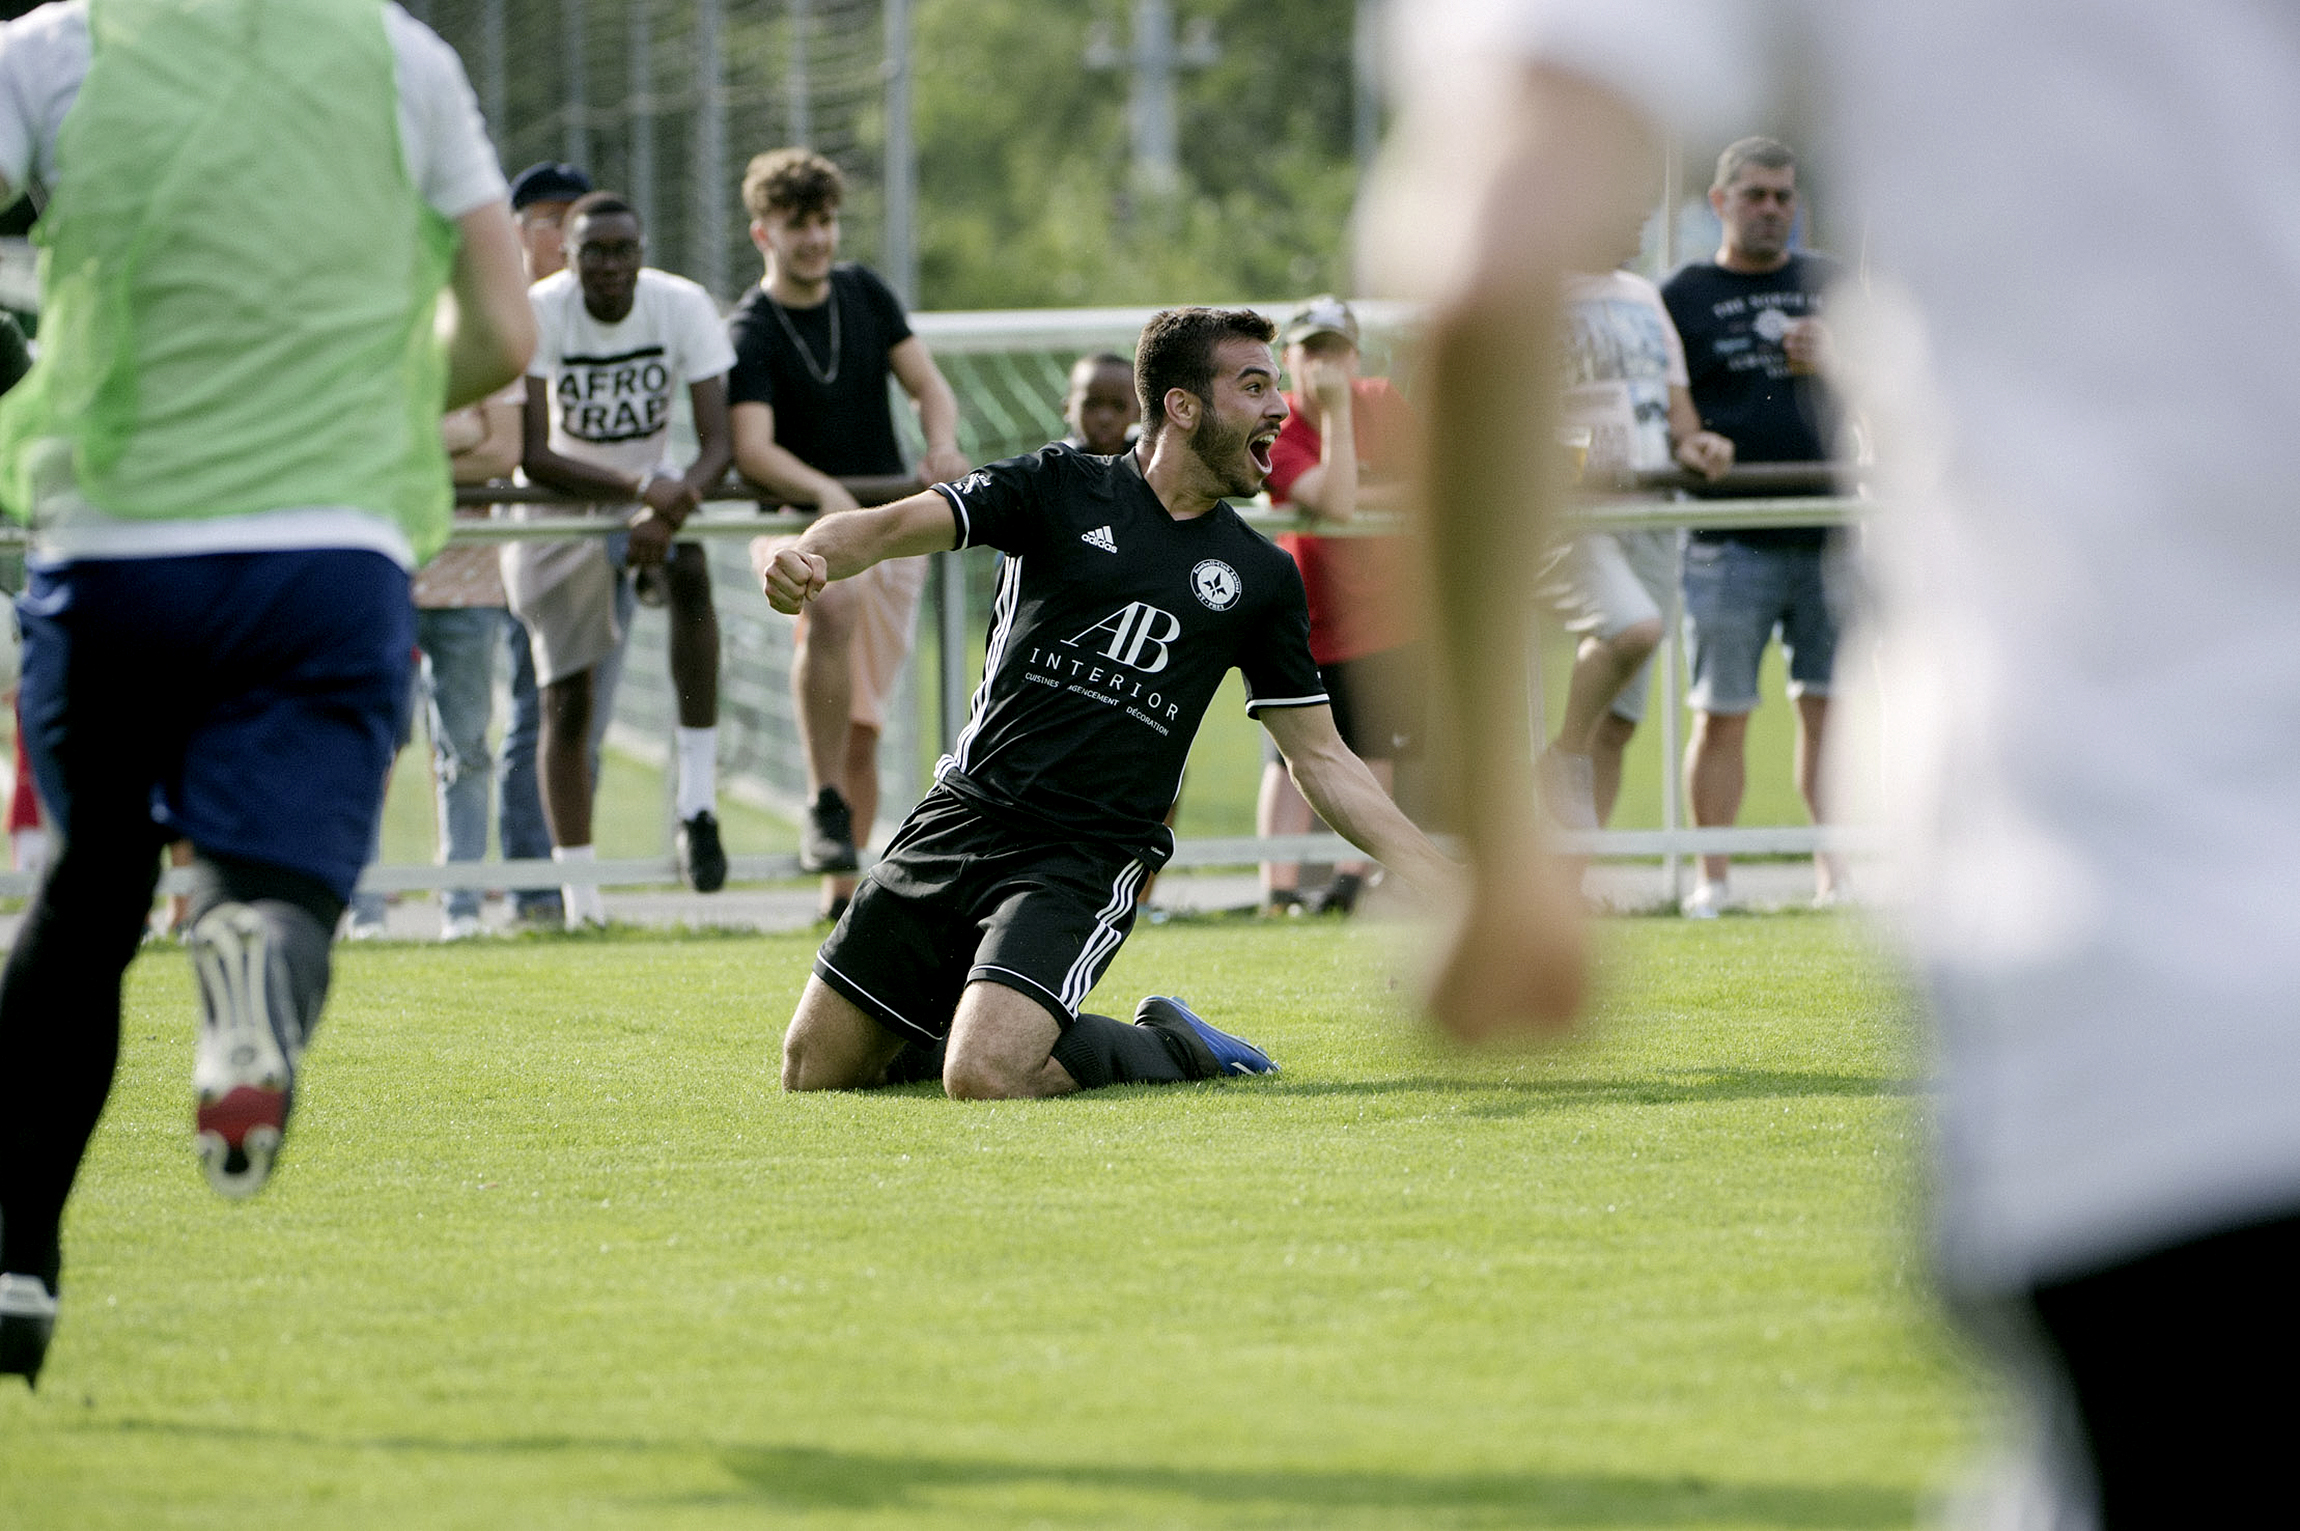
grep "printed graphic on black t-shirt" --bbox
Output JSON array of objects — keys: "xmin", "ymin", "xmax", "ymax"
[
  {"xmin": 726, "ymin": 263, "xmax": 913, "ymax": 476},
  {"xmin": 930, "ymin": 445, "xmax": 1327, "ymax": 857},
  {"xmin": 1662, "ymin": 251, "xmax": 1841, "ymax": 545},
  {"xmin": 555, "ymin": 345, "xmax": 674, "ymax": 444}
]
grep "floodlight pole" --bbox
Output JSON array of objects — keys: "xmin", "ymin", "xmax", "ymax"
[
  {"xmin": 629, "ymin": 0, "xmax": 656, "ymax": 239},
  {"xmin": 1086, "ymin": 0, "xmax": 1218, "ymax": 195},
  {"xmin": 692, "ymin": 0, "xmax": 727, "ymax": 299},
  {"xmin": 883, "ymin": 0, "xmax": 917, "ymax": 306},
  {"xmin": 788, "ymin": 0, "xmax": 813, "ymax": 147},
  {"xmin": 1352, "ymin": 0, "xmax": 1384, "ymax": 180},
  {"xmin": 881, "ymin": 0, "xmax": 953, "ymax": 747},
  {"xmin": 479, "ymin": 0, "xmax": 507, "ymax": 148},
  {"xmin": 562, "ymin": 0, "xmax": 589, "ymax": 169},
  {"xmin": 1657, "ymin": 137, "xmax": 1685, "ymax": 906}
]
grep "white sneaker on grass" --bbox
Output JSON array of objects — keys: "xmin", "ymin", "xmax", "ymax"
[
  {"xmin": 439, "ymin": 912, "xmax": 486, "ymax": 942},
  {"xmin": 1682, "ymin": 879, "xmax": 1732, "ymax": 920}
]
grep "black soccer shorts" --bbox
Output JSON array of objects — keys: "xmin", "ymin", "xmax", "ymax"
[{"xmin": 812, "ymin": 787, "xmax": 1155, "ymax": 1039}]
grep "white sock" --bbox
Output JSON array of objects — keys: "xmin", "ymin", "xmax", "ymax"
[
  {"xmin": 553, "ymin": 843, "xmax": 607, "ymax": 927},
  {"xmin": 675, "ymin": 726, "xmax": 718, "ymax": 820}
]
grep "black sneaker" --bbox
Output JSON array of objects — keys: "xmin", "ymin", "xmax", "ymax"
[
  {"xmin": 1134, "ymin": 995, "xmax": 1280, "ymax": 1079},
  {"xmin": 1261, "ymin": 888, "xmax": 1304, "ymax": 918},
  {"xmin": 1311, "ymin": 871, "xmax": 1363, "ymax": 916},
  {"xmin": 0, "ymin": 1273, "xmax": 56, "ymax": 1388},
  {"xmin": 677, "ymin": 810, "xmax": 727, "ymax": 892},
  {"xmin": 799, "ymin": 786, "xmax": 858, "ymax": 873}
]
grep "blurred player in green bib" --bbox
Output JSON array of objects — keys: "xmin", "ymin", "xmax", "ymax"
[{"xmin": 0, "ymin": 0, "xmax": 533, "ymax": 1387}]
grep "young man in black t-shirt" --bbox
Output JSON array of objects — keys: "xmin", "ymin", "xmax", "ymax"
[
  {"xmin": 1660, "ymin": 136, "xmax": 1847, "ymax": 915},
  {"xmin": 752, "ymin": 309, "xmax": 1455, "ymax": 1100},
  {"xmin": 727, "ymin": 149, "xmax": 969, "ymax": 917}
]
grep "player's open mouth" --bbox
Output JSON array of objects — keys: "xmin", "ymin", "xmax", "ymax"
[{"xmin": 1249, "ymin": 432, "xmax": 1276, "ymax": 475}]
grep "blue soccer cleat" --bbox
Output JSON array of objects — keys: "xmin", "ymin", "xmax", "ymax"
[{"xmin": 1134, "ymin": 996, "xmax": 1279, "ymax": 1079}]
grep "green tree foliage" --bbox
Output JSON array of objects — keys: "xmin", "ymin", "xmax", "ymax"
[
  {"xmin": 417, "ymin": 0, "xmax": 1364, "ymax": 310},
  {"xmin": 912, "ymin": 0, "xmax": 1363, "ymax": 309}
]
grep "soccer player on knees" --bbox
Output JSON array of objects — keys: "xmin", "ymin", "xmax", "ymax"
[{"xmin": 752, "ymin": 308, "xmax": 1458, "ymax": 1098}]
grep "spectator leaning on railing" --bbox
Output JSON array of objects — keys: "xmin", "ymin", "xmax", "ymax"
[
  {"xmin": 412, "ymin": 381, "xmax": 534, "ymax": 939},
  {"xmin": 1661, "ymin": 136, "xmax": 1846, "ymax": 915},
  {"xmin": 728, "ymin": 147, "xmax": 969, "ymax": 922},
  {"xmin": 1534, "ymin": 247, "xmax": 1733, "ymax": 837},
  {"xmin": 514, "ymin": 190, "xmax": 735, "ymax": 926},
  {"xmin": 488, "ymin": 159, "xmax": 601, "ymax": 932},
  {"xmin": 1258, "ymin": 296, "xmax": 1425, "ymax": 918}
]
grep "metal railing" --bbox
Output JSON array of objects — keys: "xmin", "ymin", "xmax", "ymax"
[{"xmin": 0, "ymin": 465, "xmax": 1867, "ymax": 901}]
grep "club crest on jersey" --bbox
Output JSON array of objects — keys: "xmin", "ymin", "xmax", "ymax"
[{"xmin": 1190, "ymin": 559, "xmax": 1241, "ymax": 611}]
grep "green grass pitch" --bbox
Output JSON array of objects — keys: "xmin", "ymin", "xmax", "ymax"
[{"xmin": 1, "ymin": 918, "xmax": 1981, "ymax": 1528}]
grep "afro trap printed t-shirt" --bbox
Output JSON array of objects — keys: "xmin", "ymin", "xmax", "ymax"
[{"xmin": 932, "ymin": 444, "xmax": 1326, "ymax": 858}]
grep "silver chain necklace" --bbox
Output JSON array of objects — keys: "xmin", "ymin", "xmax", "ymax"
[{"xmin": 765, "ymin": 281, "xmax": 840, "ymax": 386}]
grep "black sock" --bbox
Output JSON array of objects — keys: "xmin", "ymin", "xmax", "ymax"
[
  {"xmin": 185, "ymin": 853, "xmax": 345, "ymax": 934},
  {"xmin": 882, "ymin": 1036, "xmax": 948, "ymax": 1086},
  {"xmin": 1049, "ymin": 1012, "xmax": 1192, "ymax": 1090},
  {"xmin": 0, "ymin": 831, "xmax": 164, "ymax": 1286}
]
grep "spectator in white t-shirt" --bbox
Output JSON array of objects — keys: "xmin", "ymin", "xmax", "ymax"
[
  {"xmin": 514, "ymin": 191, "xmax": 734, "ymax": 927},
  {"xmin": 1536, "ymin": 260, "xmax": 1731, "ymax": 833}
]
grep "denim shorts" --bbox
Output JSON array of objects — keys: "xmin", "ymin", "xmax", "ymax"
[{"xmin": 1679, "ymin": 535, "xmax": 1842, "ymax": 714}]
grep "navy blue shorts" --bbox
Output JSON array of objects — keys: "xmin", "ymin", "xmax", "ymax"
[{"xmin": 16, "ymin": 550, "xmax": 415, "ymax": 902}]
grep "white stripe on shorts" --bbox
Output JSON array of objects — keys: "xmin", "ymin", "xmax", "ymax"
[{"xmin": 1059, "ymin": 858, "xmax": 1146, "ymax": 1011}]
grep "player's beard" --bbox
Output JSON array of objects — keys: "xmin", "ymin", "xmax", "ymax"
[{"xmin": 1190, "ymin": 412, "xmax": 1262, "ymax": 498}]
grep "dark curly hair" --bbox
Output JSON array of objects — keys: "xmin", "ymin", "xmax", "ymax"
[
  {"xmin": 1133, "ymin": 308, "xmax": 1277, "ymax": 437},
  {"xmin": 742, "ymin": 148, "xmax": 845, "ymax": 222}
]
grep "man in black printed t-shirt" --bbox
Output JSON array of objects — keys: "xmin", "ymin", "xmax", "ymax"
[
  {"xmin": 727, "ymin": 147, "xmax": 969, "ymax": 919},
  {"xmin": 751, "ymin": 308, "xmax": 1455, "ymax": 1100},
  {"xmin": 1660, "ymin": 136, "xmax": 1847, "ymax": 916}
]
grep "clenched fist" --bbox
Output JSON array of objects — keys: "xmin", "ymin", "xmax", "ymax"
[{"xmin": 752, "ymin": 535, "xmax": 829, "ymax": 614}]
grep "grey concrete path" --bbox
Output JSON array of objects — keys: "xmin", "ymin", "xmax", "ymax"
[
  {"xmin": 316, "ymin": 857, "xmax": 1846, "ymax": 943},
  {"xmin": 0, "ymin": 858, "xmax": 1849, "ymax": 947}
]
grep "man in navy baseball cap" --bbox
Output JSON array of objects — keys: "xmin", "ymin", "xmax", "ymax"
[{"xmin": 507, "ymin": 162, "xmax": 592, "ymax": 280}]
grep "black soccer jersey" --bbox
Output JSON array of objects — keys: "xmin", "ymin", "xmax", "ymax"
[{"xmin": 930, "ymin": 444, "xmax": 1329, "ymax": 856}]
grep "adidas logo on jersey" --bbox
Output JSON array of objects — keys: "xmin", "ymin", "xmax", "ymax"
[{"xmin": 1081, "ymin": 525, "xmax": 1117, "ymax": 553}]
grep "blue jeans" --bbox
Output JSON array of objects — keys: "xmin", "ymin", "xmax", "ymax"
[
  {"xmin": 496, "ymin": 608, "xmax": 559, "ymax": 919},
  {"xmin": 416, "ymin": 608, "xmax": 508, "ymax": 921},
  {"xmin": 588, "ymin": 532, "xmax": 637, "ymax": 780}
]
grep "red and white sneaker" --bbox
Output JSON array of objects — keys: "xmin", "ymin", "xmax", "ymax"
[{"xmin": 189, "ymin": 905, "xmax": 302, "ymax": 1199}]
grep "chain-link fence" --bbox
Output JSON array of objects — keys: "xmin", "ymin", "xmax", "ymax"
[{"xmin": 409, "ymin": 0, "xmax": 893, "ymax": 303}]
